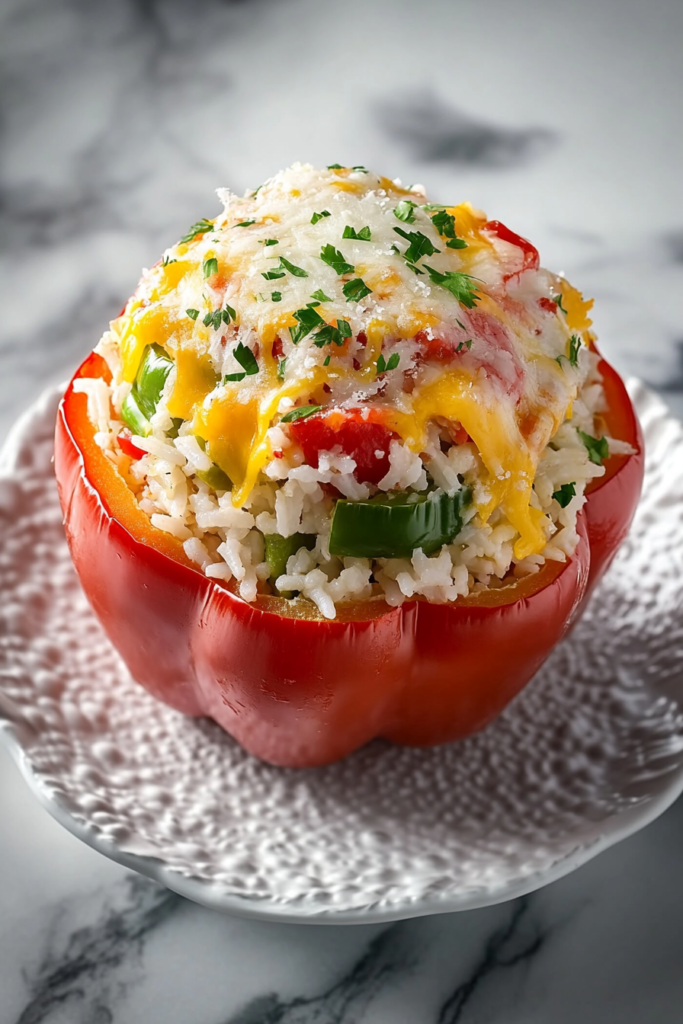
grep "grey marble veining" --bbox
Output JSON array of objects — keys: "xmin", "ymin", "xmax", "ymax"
[{"xmin": 1, "ymin": 0, "xmax": 683, "ymax": 1020}]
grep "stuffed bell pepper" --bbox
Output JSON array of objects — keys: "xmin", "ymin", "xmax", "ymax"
[{"xmin": 55, "ymin": 164, "xmax": 644, "ymax": 767}]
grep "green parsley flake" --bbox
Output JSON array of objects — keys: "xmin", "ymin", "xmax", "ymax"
[
  {"xmin": 161, "ymin": 256, "xmax": 177, "ymax": 266},
  {"xmin": 423, "ymin": 265, "xmax": 481, "ymax": 308},
  {"xmin": 430, "ymin": 210, "xmax": 456, "ymax": 238},
  {"xmin": 311, "ymin": 210, "xmax": 331, "ymax": 225},
  {"xmin": 394, "ymin": 227, "xmax": 440, "ymax": 264},
  {"xmin": 222, "ymin": 304, "xmax": 236, "ymax": 324},
  {"xmin": 271, "ymin": 291, "xmax": 282, "ymax": 302},
  {"xmin": 186, "ymin": 308, "xmax": 200, "ymax": 320},
  {"xmin": 567, "ymin": 334, "xmax": 582, "ymax": 367},
  {"xmin": 310, "ymin": 288, "xmax": 332, "ymax": 302},
  {"xmin": 320, "ymin": 244, "xmax": 354, "ymax": 276},
  {"xmin": 262, "ymin": 269, "xmax": 286, "ymax": 280},
  {"xmin": 235, "ymin": 220, "xmax": 256, "ymax": 228},
  {"xmin": 290, "ymin": 306, "xmax": 325, "ymax": 345},
  {"xmin": 578, "ymin": 430, "xmax": 609, "ymax": 466},
  {"xmin": 377, "ymin": 352, "xmax": 400, "ymax": 374},
  {"xmin": 327, "ymin": 163, "xmax": 344, "ymax": 170},
  {"xmin": 203, "ymin": 310, "xmax": 223, "ymax": 330},
  {"xmin": 277, "ymin": 357, "xmax": 287, "ymax": 380},
  {"xmin": 263, "ymin": 238, "xmax": 279, "ymax": 246},
  {"xmin": 342, "ymin": 225, "xmax": 372, "ymax": 241},
  {"xmin": 394, "ymin": 200, "xmax": 418, "ymax": 223},
  {"xmin": 224, "ymin": 372, "xmax": 246, "ymax": 382},
  {"xmin": 314, "ymin": 319, "xmax": 352, "ymax": 348},
  {"xmin": 342, "ymin": 278, "xmax": 372, "ymax": 302},
  {"xmin": 455, "ymin": 339, "xmax": 473, "ymax": 352},
  {"xmin": 552, "ymin": 482, "xmax": 576, "ymax": 508},
  {"xmin": 203, "ymin": 257, "xmax": 218, "ymax": 278},
  {"xmin": 323, "ymin": 355, "xmax": 331, "ymax": 366},
  {"xmin": 180, "ymin": 218, "xmax": 213, "ymax": 243},
  {"xmin": 232, "ymin": 341, "xmax": 259, "ymax": 377},
  {"xmin": 446, "ymin": 238, "xmax": 468, "ymax": 250},
  {"xmin": 352, "ymin": 165, "xmax": 368, "ymax": 172},
  {"xmin": 281, "ymin": 404, "xmax": 322, "ymax": 423},
  {"xmin": 278, "ymin": 256, "xmax": 308, "ymax": 278},
  {"xmin": 553, "ymin": 294, "xmax": 568, "ymax": 315}
]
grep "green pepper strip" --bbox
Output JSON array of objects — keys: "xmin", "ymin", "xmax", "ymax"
[
  {"xmin": 265, "ymin": 533, "xmax": 316, "ymax": 595},
  {"xmin": 121, "ymin": 344, "xmax": 175, "ymax": 436},
  {"xmin": 329, "ymin": 488, "xmax": 471, "ymax": 559}
]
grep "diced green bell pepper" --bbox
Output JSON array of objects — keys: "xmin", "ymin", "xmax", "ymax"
[
  {"xmin": 329, "ymin": 488, "xmax": 471, "ymax": 559},
  {"xmin": 265, "ymin": 533, "xmax": 316, "ymax": 594},
  {"xmin": 196, "ymin": 465, "xmax": 232, "ymax": 492},
  {"xmin": 121, "ymin": 387, "xmax": 152, "ymax": 436},
  {"xmin": 120, "ymin": 344, "xmax": 175, "ymax": 436}
]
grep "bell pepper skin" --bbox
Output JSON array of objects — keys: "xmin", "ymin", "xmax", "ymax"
[{"xmin": 54, "ymin": 351, "xmax": 642, "ymax": 768}]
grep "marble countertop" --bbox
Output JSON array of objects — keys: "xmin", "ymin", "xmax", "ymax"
[{"xmin": 1, "ymin": 0, "xmax": 682, "ymax": 1019}]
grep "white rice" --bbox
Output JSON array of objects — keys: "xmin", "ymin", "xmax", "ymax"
[{"xmin": 78, "ymin": 348, "xmax": 631, "ymax": 620}]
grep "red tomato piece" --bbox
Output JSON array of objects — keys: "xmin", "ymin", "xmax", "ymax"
[
  {"xmin": 484, "ymin": 220, "xmax": 540, "ymax": 282},
  {"xmin": 290, "ymin": 409, "xmax": 397, "ymax": 485},
  {"xmin": 538, "ymin": 297, "xmax": 559, "ymax": 314},
  {"xmin": 117, "ymin": 429, "xmax": 147, "ymax": 460}
]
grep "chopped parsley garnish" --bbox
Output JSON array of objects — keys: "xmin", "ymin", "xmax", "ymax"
[
  {"xmin": 430, "ymin": 210, "xmax": 456, "ymax": 238},
  {"xmin": 281, "ymin": 404, "xmax": 322, "ymax": 423},
  {"xmin": 203, "ymin": 256, "xmax": 218, "ymax": 278},
  {"xmin": 567, "ymin": 334, "xmax": 581, "ymax": 367},
  {"xmin": 352, "ymin": 165, "xmax": 368, "ymax": 172},
  {"xmin": 313, "ymin": 319, "xmax": 352, "ymax": 347},
  {"xmin": 578, "ymin": 430, "xmax": 609, "ymax": 466},
  {"xmin": 235, "ymin": 220, "xmax": 256, "ymax": 228},
  {"xmin": 394, "ymin": 200, "xmax": 418, "ymax": 223},
  {"xmin": 222, "ymin": 304, "xmax": 236, "ymax": 324},
  {"xmin": 271, "ymin": 291, "xmax": 282, "ymax": 302},
  {"xmin": 180, "ymin": 218, "xmax": 213, "ymax": 243},
  {"xmin": 186, "ymin": 308, "xmax": 199, "ymax": 320},
  {"xmin": 277, "ymin": 357, "xmax": 287, "ymax": 380},
  {"xmin": 278, "ymin": 256, "xmax": 308, "ymax": 278},
  {"xmin": 422, "ymin": 203, "xmax": 446, "ymax": 212},
  {"xmin": 290, "ymin": 305, "xmax": 325, "ymax": 344},
  {"xmin": 161, "ymin": 255, "xmax": 177, "ymax": 266},
  {"xmin": 423, "ymin": 265, "xmax": 481, "ymax": 308},
  {"xmin": 377, "ymin": 352, "xmax": 400, "ymax": 373},
  {"xmin": 323, "ymin": 355, "xmax": 331, "ymax": 366},
  {"xmin": 342, "ymin": 225, "xmax": 372, "ymax": 241},
  {"xmin": 203, "ymin": 310, "xmax": 223, "ymax": 330},
  {"xmin": 263, "ymin": 238, "xmax": 279, "ymax": 246},
  {"xmin": 262, "ymin": 269, "xmax": 286, "ymax": 280},
  {"xmin": 320, "ymin": 244, "xmax": 354, "ymax": 275},
  {"xmin": 552, "ymin": 482, "xmax": 576, "ymax": 508},
  {"xmin": 224, "ymin": 342, "xmax": 259, "ymax": 382},
  {"xmin": 455, "ymin": 339, "xmax": 473, "ymax": 352},
  {"xmin": 429, "ymin": 209, "xmax": 468, "ymax": 250},
  {"xmin": 311, "ymin": 288, "xmax": 332, "ymax": 302},
  {"xmin": 327, "ymin": 163, "xmax": 344, "ymax": 169},
  {"xmin": 553, "ymin": 294, "xmax": 568, "ymax": 315},
  {"xmin": 342, "ymin": 277, "xmax": 372, "ymax": 302},
  {"xmin": 405, "ymin": 263, "xmax": 425, "ymax": 275},
  {"xmin": 394, "ymin": 227, "xmax": 440, "ymax": 264},
  {"xmin": 311, "ymin": 210, "xmax": 331, "ymax": 225}
]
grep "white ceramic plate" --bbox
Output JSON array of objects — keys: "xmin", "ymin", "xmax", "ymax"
[{"xmin": 1, "ymin": 381, "xmax": 682, "ymax": 924}]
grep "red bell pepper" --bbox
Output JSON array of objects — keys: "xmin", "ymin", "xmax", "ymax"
[{"xmin": 54, "ymin": 352, "xmax": 643, "ymax": 767}]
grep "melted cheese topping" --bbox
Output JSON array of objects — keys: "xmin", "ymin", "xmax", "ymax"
[{"xmin": 111, "ymin": 164, "xmax": 594, "ymax": 558}]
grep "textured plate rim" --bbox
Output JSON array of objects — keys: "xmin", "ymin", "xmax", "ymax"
[{"xmin": 1, "ymin": 380, "xmax": 682, "ymax": 925}]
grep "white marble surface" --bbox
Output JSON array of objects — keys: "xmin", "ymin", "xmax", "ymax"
[{"xmin": 1, "ymin": 0, "xmax": 683, "ymax": 1019}]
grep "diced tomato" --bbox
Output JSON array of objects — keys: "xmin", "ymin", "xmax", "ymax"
[
  {"xmin": 117, "ymin": 430, "xmax": 147, "ymax": 460},
  {"xmin": 290, "ymin": 408, "xmax": 397, "ymax": 485},
  {"xmin": 538, "ymin": 297, "xmax": 558, "ymax": 314},
  {"xmin": 415, "ymin": 330, "xmax": 459, "ymax": 362},
  {"xmin": 272, "ymin": 337, "xmax": 284, "ymax": 360},
  {"xmin": 484, "ymin": 220, "xmax": 540, "ymax": 282}
]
